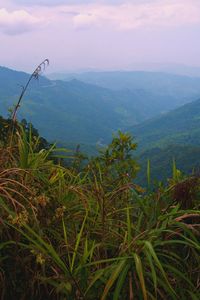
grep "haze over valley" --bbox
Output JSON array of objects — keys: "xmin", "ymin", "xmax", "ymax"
[{"xmin": 2, "ymin": 66, "xmax": 200, "ymax": 146}]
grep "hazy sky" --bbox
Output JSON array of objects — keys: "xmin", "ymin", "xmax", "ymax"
[{"xmin": 0, "ymin": 0, "xmax": 200, "ymax": 72}]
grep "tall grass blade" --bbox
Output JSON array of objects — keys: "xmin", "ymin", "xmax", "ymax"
[{"xmin": 133, "ymin": 253, "xmax": 147, "ymax": 300}]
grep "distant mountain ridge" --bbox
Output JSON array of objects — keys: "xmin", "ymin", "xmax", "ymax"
[
  {"xmin": 0, "ymin": 66, "xmax": 186, "ymax": 144},
  {"xmin": 47, "ymin": 71, "xmax": 200, "ymax": 106},
  {"xmin": 124, "ymin": 62, "xmax": 200, "ymax": 77},
  {"xmin": 1, "ymin": 66, "xmax": 200, "ymax": 146}
]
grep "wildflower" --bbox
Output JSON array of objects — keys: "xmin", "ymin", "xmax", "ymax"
[
  {"xmin": 8, "ymin": 210, "xmax": 29, "ymax": 227},
  {"xmin": 35, "ymin": 194, "xmax": 49, "ymax": 207},
  {"xmin": 30, "ymin": 249, "xmax": 37, "ymax": 255},
  {"xmin": 36, "ymin": 253, "xmax": 45, "ymax": 265},
  {"xmin": 31, "ymin": 250, "xmax": 46, "ymax": 265},
  {"xmin": 55, "ymin": 206, "xmax": 66, "ymax": 219}
]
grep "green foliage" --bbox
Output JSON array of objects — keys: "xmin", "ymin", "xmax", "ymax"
[
  {"xmin": 0, "ymin": 127, "xmax": 200, "ymax": 299},
  {"xmin": 0, "ymin": 116, "xmax": 50, "ymax": 149},
  {"xmin": 91, "ymin": 131, "xmax": 139, "ymax": 184},
  {"xmin": 137, "ymin": 144, "xmax": 200, "ymax": 185}
]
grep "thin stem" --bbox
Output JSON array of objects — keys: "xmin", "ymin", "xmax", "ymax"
[
  {"xmin": 12, "ymin": 59, "xmax": 49, "ymax": 122},
  {"xmin": 9, "ymin": 59, "xmax": 49, "ymax": 147}
]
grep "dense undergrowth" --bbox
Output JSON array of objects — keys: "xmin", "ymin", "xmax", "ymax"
[{"xmin": 0, "ymin": 121, "xmax": 200, "ymax": 300}]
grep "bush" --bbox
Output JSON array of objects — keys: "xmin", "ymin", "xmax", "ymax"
[{"xmin": 0, "ymin": 127, "xmax": 200, "ymax": 299}]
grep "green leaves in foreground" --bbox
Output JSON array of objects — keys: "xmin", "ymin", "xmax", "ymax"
[{"xmin": 1, "ymin": 131, "xmax": 200, "ymax": 299}]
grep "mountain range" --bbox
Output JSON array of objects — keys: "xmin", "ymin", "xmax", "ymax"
[
  {"xmin": 2, "ymin": 66, "xmax": 200, "ymax": 144},
  {"xmin": 48, "ymin": 71, "xmax": 200, "ymax": 106},
  {"xmin": 2, "ymin": 65, "xmax": 200, "ymax": 184}
]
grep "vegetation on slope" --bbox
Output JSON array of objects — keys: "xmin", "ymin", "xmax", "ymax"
[
  {"xmin": 129, "ymin": 98, "xmax": 200, "ymax": 151},
  {"xmin": 2, "ymin": 67, "xmax": 200, "ymax": 145},
  {"xmin": 136, "ymin": 144, "xmax": 200, "ymax": 185},
  {"xmin": 0, "ymin": 120, "xmax": 200, "ymax": 299}
]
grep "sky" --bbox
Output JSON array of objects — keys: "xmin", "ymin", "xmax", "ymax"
[{"xmin": 0, "ymin": 0, "xmax": 200, "ymax": 73}]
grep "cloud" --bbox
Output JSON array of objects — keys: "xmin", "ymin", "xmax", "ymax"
[
  {"xmin": 58, "ymin": 0, "xmax": 200, "ymax": 30},
  {"xmin": 3, "ymin": 0, "xmax": 200, "ymax": 34},
  {"xmin": 11, "ymin": 0, "xmax": 124, "ymax": 6},
  {"xmin": 73, "ymin": 13, "xmax": 98, "ymax": 29},
  {"xmin": 0, "ymin": 8, "xmax": 43, "ymax": 35}
]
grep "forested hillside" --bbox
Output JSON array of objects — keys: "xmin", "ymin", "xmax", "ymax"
[
  {"xmin": 136, "ymin": 144, "xmax": 200, "ymax": 185},
  {"xmin": 129, "ymin": 98, "xmax": 200, "ymax": 151},
  {"xmin": 1, "ymin": 66, "xmax": 200, "ymax": 145}
]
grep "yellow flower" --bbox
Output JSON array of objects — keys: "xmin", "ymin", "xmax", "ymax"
[
  {"xmin": 31, "ymin": 249, "xmax": 46, "ymax": 265},
  {"xmin": 35, "ymin": 194, "xmax": 49, "ymax": 207},
  {"xmin": 36, "ymin": 253, "xmax": 45, "ymax": 265},
  {"xmin": 55, "ymin": 206, "xmax": 66, "ymax": 219},
  {"xmin": 8, "ymin": 210, "xmax": 29, "ymax": 227}
]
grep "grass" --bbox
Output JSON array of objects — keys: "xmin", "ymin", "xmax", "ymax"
[{"xmin": 0, "ymin": 124, "xmax": 200, "ymax": 299}]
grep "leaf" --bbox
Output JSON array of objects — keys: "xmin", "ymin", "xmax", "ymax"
[
  {"xmin": 144, "ymin": 248, "xmax": 157, "ymax": 294},
  {"xmin": 133, "ymin": 253, "xmax": 147, "ymax": 300},
  {"xmin": 144, "ymin": 241, "xmax": 176, "ymax": 297},
  {"xmin": 71, "ymin": 210, "xmax": 88, "ymax": 272},
  {"xmin": 101, "ymin": 259, "xmax": 126, "ymax": 300},
  {"xmin": 113, "ymin": 262, "xmax": 130, "ymax": 300}
]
